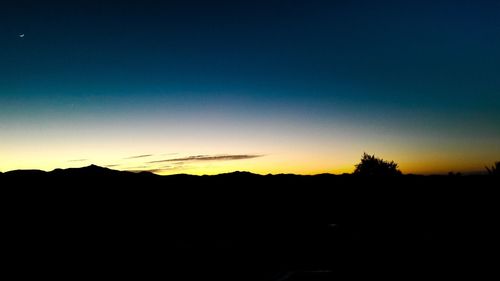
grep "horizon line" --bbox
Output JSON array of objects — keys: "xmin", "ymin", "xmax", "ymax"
[{"xmin": 0, "ymin": 164, "xmax": 489, "ymax": 177}]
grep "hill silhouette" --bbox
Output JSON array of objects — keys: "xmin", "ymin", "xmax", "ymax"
[
  {"xmin": 2, "ymin": 165, "xmax": 497, "ymax": 280},
  {"xmin": 4, "ymin": 164, "xmax": 148, "ymax": 177}
]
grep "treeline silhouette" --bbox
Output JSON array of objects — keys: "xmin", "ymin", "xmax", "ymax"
[
  {"xmin": 354, "ymin": 153, "xmax": 402, "ymax": 176},
  {"xmin": 486, "ymin": 161, "xmax": 500, "ymax": 175}
]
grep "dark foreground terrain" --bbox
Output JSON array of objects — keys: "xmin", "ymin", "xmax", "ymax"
[{"xmin": 1, "ymin": 165, "xmax": 497, "ymax": 280}]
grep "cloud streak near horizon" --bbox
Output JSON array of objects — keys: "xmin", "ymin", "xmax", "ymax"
[
  {"xmin": 124, "ymin": 154, "xmax": 153, "ymax": 159},
  {"xmin": 147, "ymin": 154, "xmax": 264, "ymax": 163},
  {"xmin": 68, "ymin": 159, "xmax": 88, "ymax": 162}
]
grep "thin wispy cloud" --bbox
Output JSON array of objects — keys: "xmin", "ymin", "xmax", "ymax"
[
  {"xmin": 147, "ymin": 154, "xmax": 264, "ymax": 163},
  {"xmin": 68, "ymin": 159, "xmax": 88, "ymax": 162},
  {"xmin": 124, "ymin": 154, "xmax": 153, "ymax": 159},
  {"xmin": 126, "ymin": 169, "xmax": 158, "ymax": 173},
  {"xmin": 125, "ymin": 166, "xmax": 150, "ymax": 169},
  {"xmin": 127, "ymin": 166, "xmax": 185, "ymax": 174},
  {"xmin": 142, "ymin": 169, "xmax": 164, "ymax": 173},
  {"xmin": 104, "ymin": 164, "xmax": 120, "ymax": 167}
]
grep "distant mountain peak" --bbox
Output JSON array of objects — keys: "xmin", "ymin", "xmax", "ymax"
[
  {"xmin": 217, "ymin": 171, "xmax": 259, "ymax": 177},
  {"xmin": 82, "ymin": 164, "xmax": 110, "ymax": 170},
  {"xmin": 48, "ymin": 164, "xmax": 123, "ymax": 177}
]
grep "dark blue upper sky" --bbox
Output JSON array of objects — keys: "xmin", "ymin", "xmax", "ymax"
[
  {"xmin": 1, "ymin": 0, "xmax": 499, "ymax": 173},
  {"xmin": 3, "ymin": 0, "xmax": 499, "ymax": 99}
]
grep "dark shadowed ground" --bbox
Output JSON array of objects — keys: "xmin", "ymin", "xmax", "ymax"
[{"xmin": 1, "ymin": 166, "xmax": 497, "ymax": 280}]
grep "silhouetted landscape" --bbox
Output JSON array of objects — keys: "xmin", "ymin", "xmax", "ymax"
[
  {"xmin": 2, "ymin": 163, "xmax": 497, "ymax": 280},
  {"xmin": 3, "ymin": 0, "xmax": 499, "ymax": 279}
]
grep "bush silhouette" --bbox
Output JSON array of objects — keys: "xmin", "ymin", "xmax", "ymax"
[
  {"xmin": 485, "ymin": 161, "xmax": 500, "ymax": 176},
  {"xmin": 354, "ymin": 153, "xmax": 402, "ymax": 176}
]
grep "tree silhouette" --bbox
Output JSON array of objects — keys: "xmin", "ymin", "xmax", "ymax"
[
  {"xmin": 485, "ymin": 161, "xmax": 500, "ymax": 176},
  {"xmin": 354, "ymin": 153, "xmax": 402, "ymax": 176}
]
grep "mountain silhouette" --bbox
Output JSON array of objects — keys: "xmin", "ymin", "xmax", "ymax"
[
  {"xmin": 2, "ymin": 164, "xmax": 159, "ymax": 180},
  {"xmin": 51, "ymin": 164, "xmax": 135, "ymax": 176},
  {"xmin": 2, "ymin": 165, "xmax": 269, "ymax": 178},
  {"xmin": 1, "ymin": 164, "xmax": 496, "ymax": 280}
]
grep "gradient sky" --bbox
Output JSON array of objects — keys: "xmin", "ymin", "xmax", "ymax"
[{"xmin": 1, "ymin": 0, "xmax": 499, "ymax": 175}]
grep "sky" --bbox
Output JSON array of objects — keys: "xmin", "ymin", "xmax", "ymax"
[{"xmin": 1, "ymin": 0, "xmax": 499, "ymax": 175}]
